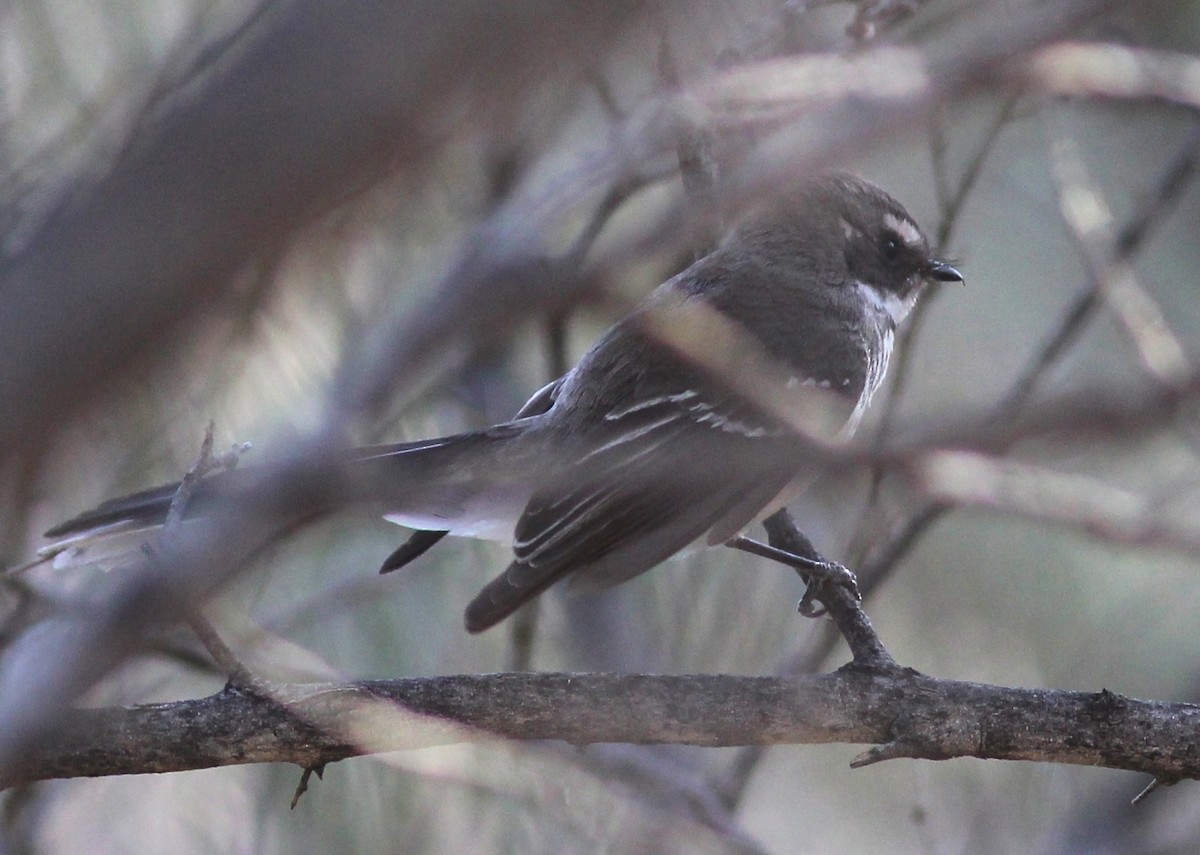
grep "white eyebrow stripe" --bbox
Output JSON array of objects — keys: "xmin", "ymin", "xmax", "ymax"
[{"xmin": 883, "ymin": 213, "xmax": 923, "ymax": 248}]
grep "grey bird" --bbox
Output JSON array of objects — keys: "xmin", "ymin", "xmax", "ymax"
[{"xmin": 43, "ymin": 173, "xmax": 962, "ymax": 633}]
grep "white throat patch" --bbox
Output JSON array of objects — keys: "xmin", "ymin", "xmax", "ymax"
[{"xmin": 855, "ymin": 280, "xmax": 918, "ymax": 326}]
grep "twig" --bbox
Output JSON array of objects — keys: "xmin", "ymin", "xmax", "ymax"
[
  {"xmin": 878, "ymin": 92, "xmax": 1019, "ymax": 422},
  {"xmin": 932, "ymin": 91, "xmax": 1023, "ymax": 254},
  {"xmin": 763, "ymin": 510, "xmax": 896, "ymax": 670},
  {"xmin": 1130, "ymin": 777, "xmax": 1169, "ymax": 805},
  {"xmin": 1046, "ymin": 116, "xmax": 1188, "ymax": 387},
  {"xmin": 912, "ymin": 450, "xmax": 1200, "ymax": 558},
  {"xmin": 1001, "ymin": 121, "xmax": 1200, "ymax": 415},
  {"xmin": 181, "ymin": 614, "xmax": 258, "ymax": 689},
  {"xmin": 159, "ymin": 423, "xmax": 259, "ymax": 687},
  {"xmin": 658, "ymin": 31, "xmax": 722, "ymax": 258},
  {"xmin": 849, "ymin": 92, "xmax": 1021, "ymax": 564},
  {"xmin": 290, "ymin": 764, "xmax": 324, "ymax": 809},
  {"xmin": 162, "ymin": 422, "xmax": 217, "ymax": 529},
  {"xmin": 1027, "ymin": 42, "xmax": 1200, "ymax": 110},
  {"xmin": 851, "ymin": 116, "xmax": 1200, "ymax": 579},
  {"xmin": 719, "ymin": 125, "xmax": 1200, "ymax": 807},
  {"xmin": 506, "ymin": 311, "xmax": 573, "ymax": 671},
  {"xmin": 568, "ymin": 745, "xmax": 770, "ymax": 855}
]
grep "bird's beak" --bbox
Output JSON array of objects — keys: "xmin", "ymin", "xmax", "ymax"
[{"xmin": 925, "ymin": 259, "xmax": 964, "ymax": 284}]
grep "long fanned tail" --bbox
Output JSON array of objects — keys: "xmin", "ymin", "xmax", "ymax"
[
  {"xmin": 43, "ymin": 423, "xmax": 533, "ymax": 545},
  {"xmin": 43, "ymin": 481, "xmax": 188, "ymax": 538}
]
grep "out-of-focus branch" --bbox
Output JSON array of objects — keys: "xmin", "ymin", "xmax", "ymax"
[
  {"xmin": 1001, "ymin": 124, "xmax": 1200, "ymax": 414},
  {"xmin": 914, "ymin": 451, "xmax": 1200, "ymax": 555},
  {"xmin": 847, "ymin": 0, "xmax": 928, "ymax": 43},
  {"xmin": 930, "ymin": 93, "xmax": 1023, "ymax": 253},
  {"xmin": 873, "ymin": 91, "xmax": 1020, "ymax": 413},
  {"xmin": 6, "ymin": 288, "xmax": 1197, "ymax": 779},
  {"xmin": 1047, "ymin": 119, "xmax": 1188, "ymax": 387},
  {"xmin": 1026, "ymin": 42, "xmax": 1200, "ymax": 108},
  {"xmin": 0, "ymin": 0, "xmax": 1159, "ymax": 794},
  {"xmin": 843, "ymin": 114, "xmax": 1200, "ymax": 589},
  {"xmin": 6, "ymin": 669, "xmax": 1199, "ymax": 788},
  {"xmin": 845, "ymin": 91, "xmax": 1020, "ymax": 568},
  {"xmin": 564, "ymin": 744, "xmax": 770, "ymax": 855},
  {"xmin": 0, "ymin": 0, "xmax": 649, "ymax": 454}
]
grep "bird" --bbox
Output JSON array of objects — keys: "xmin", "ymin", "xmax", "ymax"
[{"xmin": 42, "ymin": 172, "xmax": 962, "ymax": 633}]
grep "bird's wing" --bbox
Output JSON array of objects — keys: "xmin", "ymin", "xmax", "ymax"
[{"xmin": 463, "ymin": 388, "xmax": 804, "ymax": 632}]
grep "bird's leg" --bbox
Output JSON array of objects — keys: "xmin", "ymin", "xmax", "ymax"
[{"xmin": 726, "ymin": 526, "xmax": 860, "ymax": 618}]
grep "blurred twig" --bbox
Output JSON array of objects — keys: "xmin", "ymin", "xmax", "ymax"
[
  {"xmin": 0, "ymin": 0, "xmax": 1165, "ymax": 800},
  {"xmin": 1047, "ymin": 117, "xmax": 1188, "ymax": 387},
  {"xmin": 847, "ymin": 91, "xmax": 1021, "ymax": 567},
  {"xmin": 849, "ymin": 115, "xmax": 1200, "ymax": 589},
  {"xmin": 570, "ymin": 744, "xmax": 771, "ymax": 855},
  {"xmin": 930, "ymin": 92, "xmax": 1022, "ymax": 254},
  {"xmin": 914, "ymin": 451, "xmax": 1200, "ymax": 556},
  {"xmin": 1001, "ymin": 122, "xmax": 1200, "ymax": 414},
  {"xmin": 154, "ymin": 423, "xmax": 259, "ymax": 685},
  {"xmin": 719, "ymin": 114, "xmax": 1200, "ymax": 810},
  {"xmin": 1027, "ymin": 42, "xmax": 1200, "ymax": 109},
  {"xmin": 0, "ymin": 0, "xmax": 649, "ymax": 454}
]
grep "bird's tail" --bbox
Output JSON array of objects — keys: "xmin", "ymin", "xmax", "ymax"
[
  {"xmin": 43, "ymin": 480, "xmax": 191, "ymax": 539},
  {"xmin": 40, "ymin": 423, "xmax": 533, "ymax": 564}
]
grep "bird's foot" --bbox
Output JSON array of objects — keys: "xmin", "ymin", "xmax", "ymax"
[
  {"xmin": 797, "ymin": 558, "xmax": 859, "ymax": 617},
  {"xmin": 724, "ymin": 534, "xmax": 860, "ymax": 617}
]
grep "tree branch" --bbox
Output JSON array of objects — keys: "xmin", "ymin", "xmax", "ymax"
[{"xmin": 5, "ymin": 669, "xmax": 1197, "ymax": 789}]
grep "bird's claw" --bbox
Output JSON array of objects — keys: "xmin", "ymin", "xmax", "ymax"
[{"xmin": 797, "ymin": 559, "xmax": 860, "ymax": 618}]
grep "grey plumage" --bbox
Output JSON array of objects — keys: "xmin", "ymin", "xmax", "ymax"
[{"xmin": 43, "ymin": 173, "xmax": 962, "ymax": 633}]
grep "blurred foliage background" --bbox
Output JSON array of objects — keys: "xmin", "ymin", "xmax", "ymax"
[{"xmin": 4, "ymin": 0, "xmax": 1200, "ymax": 853}]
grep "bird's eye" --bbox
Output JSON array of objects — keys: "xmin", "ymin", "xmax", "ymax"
[{"xmin": 880, "ymin": 230, "xmax": 903, "ymax": 262}]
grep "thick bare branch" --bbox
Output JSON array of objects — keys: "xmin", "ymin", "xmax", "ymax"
[{"xmin": 5, "ymin": 670, "xmax": 1197, "ymax": 789}]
